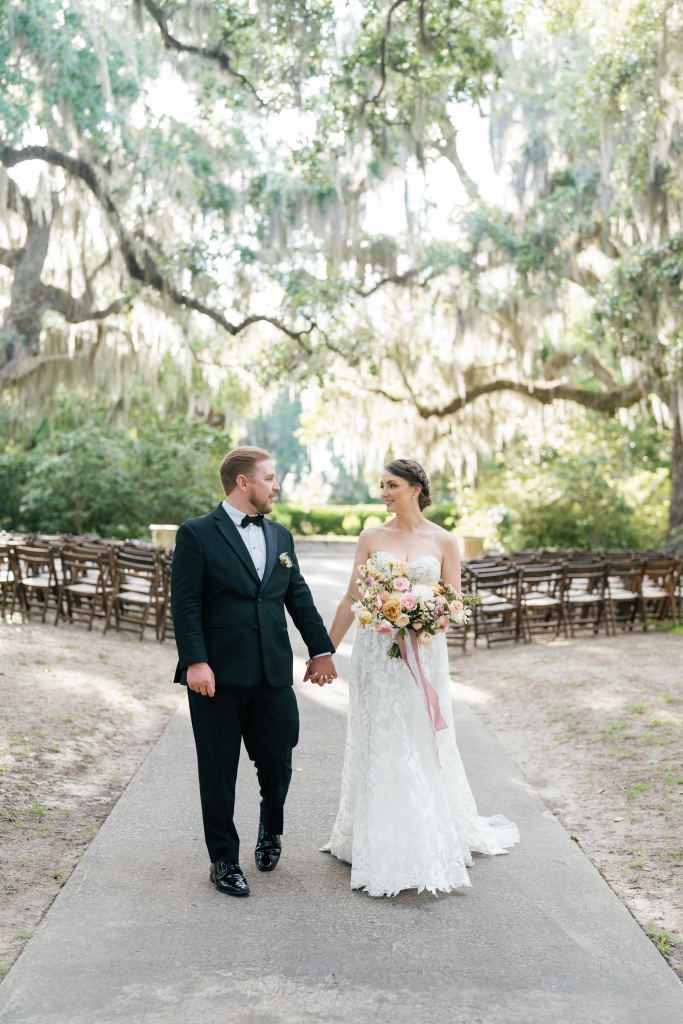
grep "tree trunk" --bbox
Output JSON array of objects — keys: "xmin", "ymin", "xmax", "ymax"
[
  {"xmin": 665, "ymin": 384, "xmax": 683, "ymax": 553},
  {"xmin": 1, "ymin": 212, "xmax": 52, "ymax": 370}
]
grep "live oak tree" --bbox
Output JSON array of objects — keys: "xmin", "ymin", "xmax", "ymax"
[
  {"xmin": 343, "ymin": 0, "xmax": 683, "ymax": 549},
  {"xmin": 5, "ymin": 0, "xmax": 683, "ymax": 549},
  {"xmin": 0, "ymin": 0, "xmax": 508, "ymax": 383},
  {"xmin": 0, "ymin": 0, "xmax": 329, "ymax": 383}
]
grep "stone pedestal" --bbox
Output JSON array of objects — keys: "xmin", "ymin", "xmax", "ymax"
[
  {"xmin": 462, "ymin": 535, "xmax": 486, "ymax": 560},
  {"xmin": 149, "ymin": 525, "xmax": 178, "ymax": 552}
]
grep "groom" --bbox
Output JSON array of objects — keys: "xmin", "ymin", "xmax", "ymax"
[{"xmin": 171, "ymin": 446, "xmax": 337, "ymax": 897}]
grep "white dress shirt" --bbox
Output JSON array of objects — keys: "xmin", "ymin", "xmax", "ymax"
[
  {"xmin": 222, "ymin": 500, "xmax": 266, "ymax": 579},
  {"xmin": 222, "ymin": 499, "xmax": 331, "ymax": 661}
]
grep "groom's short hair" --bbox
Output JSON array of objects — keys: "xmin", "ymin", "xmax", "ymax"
[{"xmin": 220, "ymin": 446, "xmax": 272, "ymax": 495}]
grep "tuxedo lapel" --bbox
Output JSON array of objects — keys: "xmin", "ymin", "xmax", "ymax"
[
  {"xmin": 212, "ymin": 505, "xmax": 260, "ymax": 585},
  {"xmin": 259, "ymin": 518, "xmax": 278, "ymax": 593}
]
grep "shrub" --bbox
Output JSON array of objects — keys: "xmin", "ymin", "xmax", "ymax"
[
  {"xmin": 268, "ymin": 504, "xmax": 387, "ymax": 535},
  {"xmin": 267, "ymin": 503, "xmax": 460, "ymax": 535},
  {"xmin": 1, "ymin": 414, "xmax": 225, "ymax": 538}
]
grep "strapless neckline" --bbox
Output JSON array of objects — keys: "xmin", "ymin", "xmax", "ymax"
[{"xmin": 372, "ymin": 550, "xmax": 441, "ymax": 569}]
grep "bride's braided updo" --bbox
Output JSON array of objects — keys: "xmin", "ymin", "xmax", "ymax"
[{"xmin": 384, "ymin": 459, "xmax": 432, "ymax": 511}]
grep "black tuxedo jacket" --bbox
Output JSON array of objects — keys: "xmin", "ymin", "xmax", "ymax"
[{"xmin": 171, "ymin": 504, "xmax": 333, "ymax": 688}]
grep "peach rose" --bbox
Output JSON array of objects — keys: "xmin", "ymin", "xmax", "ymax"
[
  {"xmin": 358, "ymin": 608, "xmax": 373, "ymax": 625},
  {"xmin": 382, "ymin": 596, "xmax": 402, "ymax": 622},
  {"xmin": 417, "ymin": 631, "xmax": 433, "ymax": 646},
  {"xmin": 396, "ymin": 613, "xmax": 410, "ymax": 628}
]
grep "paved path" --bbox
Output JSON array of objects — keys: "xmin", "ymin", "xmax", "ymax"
[{"xmin": 1, "ymin": 554, "xmax": 682, "ymax": 1023}]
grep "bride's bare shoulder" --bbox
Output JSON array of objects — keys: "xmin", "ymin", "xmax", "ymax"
[
  {"xmin": 425, "ymin": 518, "xmax": 460, "ymax": 553},
  {"xmin": 358, "ymin": 522, "xmax": 395, "ymax": 544}
]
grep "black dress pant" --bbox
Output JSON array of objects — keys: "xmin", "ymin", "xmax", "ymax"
[{"xmin": 187, "ymin": 682, "xmax": 299, "ymax": 864}]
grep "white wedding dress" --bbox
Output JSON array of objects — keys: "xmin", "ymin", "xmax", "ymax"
[{"xmin": 321, "ymin": 551, "xmax": 519, "ymax": 897}]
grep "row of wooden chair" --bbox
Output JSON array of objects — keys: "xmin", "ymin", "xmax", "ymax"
[
  {"xmin": 0, "ymin": 536, "xmax": 174, "ymax": 642},
  {"xmin": 447, "ymin": 555, "xmax": 680, "ymax": 652},
  {"xmin": 3, "ymin": 533, "xmax": 680, "ymax": 653}
]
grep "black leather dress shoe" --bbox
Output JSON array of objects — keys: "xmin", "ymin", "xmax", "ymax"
[
  {"xmin": 254, "ymin": 823, "xmax": 281, "ymax": 872},
  {"xmin": 210, "ymin": 859, "xmax": 250, "ymax": 896}
]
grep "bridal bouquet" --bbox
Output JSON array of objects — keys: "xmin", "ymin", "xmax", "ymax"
[{"xmin": 351, "ymin": 554, "xmax": 476, "ymax": 660}]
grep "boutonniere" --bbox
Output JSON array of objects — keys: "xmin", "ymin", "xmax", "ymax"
[{"xmin": 279, "ymin": 552, "xmax": 293, "ymax": 569}]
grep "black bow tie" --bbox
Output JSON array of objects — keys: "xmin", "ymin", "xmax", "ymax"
[{"xmin": 240, "ymin": 514, "xmax": 264, "ymax": 528}]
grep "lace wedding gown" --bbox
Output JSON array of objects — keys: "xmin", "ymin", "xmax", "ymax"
[{"xmin": 321, "ymin": 551, "xmax": 520, "ymax": 897}]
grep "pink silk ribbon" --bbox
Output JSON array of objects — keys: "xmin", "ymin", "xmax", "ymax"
[{"xmin": 396, "ymin": 630, "xmax": 448, "ymax": 767}]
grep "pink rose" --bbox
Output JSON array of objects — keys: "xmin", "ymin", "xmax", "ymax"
[
  {"xmin": 373, "ymin": 595, "xmax": 383, "ymax": 610},
  {"xmin": 393, "ymin": 577, "xmax": 410, "ymax": 591},
  {"xmin": 400, "ymin": 593, "xmax": 417, "ymax": 610},
  {"xmin": 377, "ymin": 621, "xmax": 394, "ymax": 634},
  {"xmin": 380, "ymin": 592, "xmax": 389, "ymax": 605}
]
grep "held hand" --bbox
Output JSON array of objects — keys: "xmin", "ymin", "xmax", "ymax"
[
  {"xmin": 186, "ymin": 661, "xmax": 216, "ymax": 697},
  {"xmin": 304, "ymin": 654, "xmax": 337, "ymax": 687}
]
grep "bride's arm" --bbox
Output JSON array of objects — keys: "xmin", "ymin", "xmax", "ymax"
[
  {"xmin": 440, "ymin": 533, "xmax": 462, "ymax": 592},
  {"xmin": 327, "ymin": 533, "xmax": 373, "ymax": 649}
]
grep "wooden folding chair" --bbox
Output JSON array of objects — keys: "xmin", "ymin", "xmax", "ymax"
[
  {"xmin": 104, "ymin": 555, "xmax": 161, "ymax": 641},
  {"xmin": 67, "ymin": 543, "xmax": 116, "ymax": 613},
  {"xmin": 12, "ymin": 545, "xmax": 62, "ymax": 622},
  {"xmin": 607, "ymin": 559, "xmax": 646, "ymax": 633},
  {"xmin": 445, "ymin": 568, "xmax": 471, "ymax": 655},
  {"xmin": 602, "ymin": 549, "xmax": 637, "ymax": 563},
  {"xmin": 471, "ymin": 567, "xmax": 522, "ymax": 647},
  {"xmin": 641, "ymin": 559, "xmax": 679, "ymax": 626},
  {"xmin": 156, "ymin": 552, "xmax": 175, "ymax": 638},
  {"xmin": 0, "ymin": 544, "xmax": 16, "ymax": 615},
  {"xmin": 55, "ymin": 550, "xmax": 108, "ymax": 630},
  {"xmin": 506, "ymin": 552, "xmax": 539, "ymax": 568},
  {"xmin": 462, "ymin": 557, "xmax": 500, "ymax": 571},
  {"xmin": 563, "ymin": 563, "xmax": 609, "ymax": 637},
  {"xmin": 520, "ymin": 564, "xmax": 566, "ymax": 641}
]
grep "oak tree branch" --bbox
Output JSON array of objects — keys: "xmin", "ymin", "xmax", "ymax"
[
  {"xmin": 370, "ymin": 378, "xmax": 645, "ymax": 419},
  {"xmin": 0, "ymin": 142, "xmax": 315, "ymax": 346},
  {"xmin": 143, "ymin": 0, "xmax": 262, "ymax": 103}
]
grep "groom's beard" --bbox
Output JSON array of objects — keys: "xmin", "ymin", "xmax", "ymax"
[{"xmin": 247, "ymin": 487, "xmax": 275, "ymax": 514}]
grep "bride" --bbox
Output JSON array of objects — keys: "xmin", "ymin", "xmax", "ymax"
[{"xmin": 319, "ymin": 458, "xmax": 519, "ymax": 897}]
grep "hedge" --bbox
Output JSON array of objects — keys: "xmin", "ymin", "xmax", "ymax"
[{"xmin": 267, "ymin": 503, "xmax": 459, "ymax": 535}]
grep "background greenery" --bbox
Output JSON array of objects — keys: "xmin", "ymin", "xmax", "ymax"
[
  {"xmin": 0, "ymin": 394, "xmax": 669, "ymax": 549},
  {"xmin": 0, "ymin": 395, "xmax": 225, "ymax": 538},
  {"xmin": 0, "ymin": 1, "xmax": 680, "ymax": 552}
]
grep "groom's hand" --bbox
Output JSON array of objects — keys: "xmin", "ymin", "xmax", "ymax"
[
  {"xmin": 187, "ymin": 662, "xmax": 216, "ymax": 697},
  {"xmin": 304, "ymin": 654, "xmax": 337, "ymax": 686}
]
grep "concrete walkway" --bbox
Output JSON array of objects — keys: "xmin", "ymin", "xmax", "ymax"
[{"xmin": 1, "ymin": 554, "xmax": 682, "ymax": 1023}]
